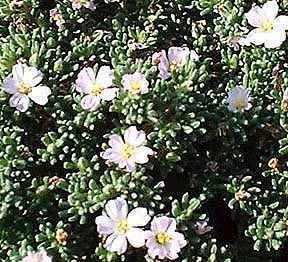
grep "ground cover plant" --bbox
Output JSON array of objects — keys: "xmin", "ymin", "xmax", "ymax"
[{"xmin": 1, "ymin": 0, "xmax": 288, "ymax": 261}]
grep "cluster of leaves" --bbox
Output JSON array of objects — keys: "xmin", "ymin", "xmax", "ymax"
[{"xmin": 1, "ymin": 0, "xmax": 288, "ymax": 261}]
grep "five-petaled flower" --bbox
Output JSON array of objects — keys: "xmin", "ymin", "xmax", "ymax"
[
  {"xmin": 50, "ymin": 8, "xmax": 65, "ymax": 27},
  {"xmin": 21, "ymin": 250, "xmax": 52, "ymax": 262},
  {"xmin": 245, "ymin": 0, "xmax": 288, "ymax": 48},
  {"xmin": 227, "ymin": 87, "xmax": 252, "ymax": 113},
  {"xmin": 145, "ymin": 216, "xmax": 187, "ymax": 260},
  {"xmin": 76, "ymin": 66, "xmax": 118, "ymax": 110},
  {"xmin": 71, "ymin": 0, "xmax": 96, "ymax": 10},
  {"xmin": 122, "ymin": 72, "xmax": 149, "ymax": 95},
  {"xmin": 95, "ymin": 197, "xmax": 151, "ymax": 255},
  {"xmin": 2, "ymin": 63, "xmax": 51, "ymax": 112},
  {"xmin": 101, "ymin": 126, "xmax": 154, "ymax": 172},
  {"xmin": 195, "ymin": 219, "xmax": 213, "ymax": 235},
  {"xmin": 158, "ymin": 46, "xmax": 199, "ymax": 79}
]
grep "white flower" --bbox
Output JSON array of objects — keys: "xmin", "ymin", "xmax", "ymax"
[
  {"xmin": 2, "ymin": 63, "xmax": 51, "ymax": 112},
  {"xmin": 21, "ymin": 250, "xmax": 52, "ymax": 262},
  {"xmin": 245, "ymin": 0, "xmax": 288, "ymax": 48},
  {"xmin": 101, "ymin": 126, "xmax": 154, "ymax": 172},
  {"xmin": 145, "ymin": 216, "xmax": 187, "ymax": 260},
  {"xmin": 76, "ymin": 66, "xmax": 118, "ymax": 110},
  {"xmin": 95, "ymin": 197, "xmax": 151, "ymax": 255},
  {"xmin": 158, "ymin": 47, "xmax": 199, "ymax": 80},
  {"xmin": 122, "ymin": 72, "xmax": 149, "ymax": 94},
  {"xmin": 227, "ymin": 87, "xmax": 252, "ymax": 113}
]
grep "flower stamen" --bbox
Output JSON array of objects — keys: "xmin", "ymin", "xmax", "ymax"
[
  {"xmin": 261, "ymin": 20, "xmax": 275, "ymax": 32},
  {"xmin": 91, "ymin": 82, "xmax": 103, "ymax": 96},
  {"xmin": 130, "ymin": 81, "xmax": 142, "ymax": 90},
  {"xmin": 156, "ymin": 232, "xmax": 170, "ymax": 245},
  {"xmin": 116, "ymin": 219, "xmax": 130, "ymax": 233},
  {"xmin": 168, "ymin": 61, "xmax": 179, "ymax": 72},
  {"xmin": 17, "ymin": 82, "xmax": 32, "ymax": 94},
  {"xmin": 120, "ymin": 144, "xmax": 136, "ymax": 159}
]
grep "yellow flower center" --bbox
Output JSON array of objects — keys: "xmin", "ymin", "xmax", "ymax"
[
  {"xmin": 168, "ymin": 61, "xmax": 179, "ymax": 72},
  {"xmin": 116, "ymin": 219, "xmax": 130, "ymax": 233},
  {"xmin": 130, "ymin": 81, "xmax": 142, "ymax": 91},
  {"xmin": 235, "ymin": 99, "xmax": 245, "ymax": 110},
  {"xmin": 120, "ymin": 143, "xmax": 136, "ymax": 160},
  {"xmin": 17, "ymin": 82, "xmax": 32, "ymax": 95},
  {"xmin": 54, "ymin": 14, "xmax": 63, "ymax": 21},
  {"xmin": 156, "ymin": 232, "xmax": 171, "ymax": 245},
  {"xmin": 261, "ymin": 20, "xmax": 275, "ymax": 32},
  {"xmin": 75, "ymin": 0, "xmax": 86, "ymax": 4},
  {"xmin": 90, "ymin": 82, "xmax": 103, "ymax": 96}
]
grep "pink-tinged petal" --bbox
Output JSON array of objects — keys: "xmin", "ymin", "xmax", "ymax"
[
  {"xmin": 245, "ymin": 6, "xmax": 265, "ymax": 27},
  {"xmin": 95, "ymin": 215, "xmax": 115, "ymax": 235},
  {"xmin": 105, "ymin": 233, "xmax": 128, "ymax": 255},
  {"xmin": 124, "ymin": 126, "xmax": 146, "ymax": 146},
  {"xmin": 158, "ymin": 50, "xmax": 170, "ymax": 80},
  {"xmin": 12, "ymin": 63, "xmax": 25, "ymax": 82},
  {"xmin": 125, "ymin": 160, "xmax": 136, "ymax": 172},
  {"xmin": 49, "ymin": 8, "xmax": 58, "ymax": 17},
  {"xmin": 151, "ymin": 216, "xmax": 176, "ymax": 233},
  {"xmin": 22, "ymin": 251, "xmax": 52, "ymax": 262},
  {"xmin": 246, "ymin": 28, "xmax": 267, "ymax": 45},
  {"xmin": 127, "ymin": 207, "xmax": 151, "ymax": 227},
  {"xmin": 23, "ymin": 66, "xmax": 43, "ymax": 87},
  {"xmin": 133, "ymin": 146, "xmax": 153, "ymax": 164},
  {"xmin": 262, "ymin": 0, "xmax": 278, "ymax": 20},
  {"xmin": 108, "ymin": 134, "xmax": 124, "ymax": 149},
  {"xmin": 190, "ymin": 50, "xmax": 199, "ymax": 61},
  {"xmin": 80, "ymin": 95, "xmax": 100, "ymax": 110},
  {"xmin": 275, "ymin": 15, "xmax": 288, "ymax": 31},
  {"xmin": 3, "ymin": 76, "xmax": 17, "ymax": 94},
  {"xmin": 9, "ymin": 93, "xmax": 30, "ymax": 112},
  {"xmin": 85, "ymin": 2, "xmax": 96, "ymax": 10},
  {"xmin": 96, "ymin": 66, "xmax": 114, "ymax": 88},
  {"xmin": 28, "ymin": 85, "xmax": 51, "ymax": 105},
  {"xmin": 105, "ymin": 197, "xmax": 128, "ymax": 221},
  {"xmin": 122, "ymin": 74, "xmax": 133, "ymax": 89},
  {"xmin": 263, "ymin": 30, "xmax": 286, "ymax": 48},
  {"xmin": 100, "ymin": 88, "xmax": 118, "ymax": 101},
  {"xmin": 126, "ymin": 228, "xmax": 146, "ymax": 248},
  {"xmin": 170, "ymin": 232, "xmax": 187, "ymax": 248},
  {"xmin": 76, "ymin": 67, "xmax": 95, "ymax": 94},
  {"xmin": 166, "ymin": 241, "xmax": 181, "ymax": 260},
  {"xmin": 168, "ymin": 47, "xmax": 189, "ymax": 64}
]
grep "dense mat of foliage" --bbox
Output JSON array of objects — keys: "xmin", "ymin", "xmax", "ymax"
[{"xmin": 1, "ymin": 0, "xmax": 288, "ymax": 261}]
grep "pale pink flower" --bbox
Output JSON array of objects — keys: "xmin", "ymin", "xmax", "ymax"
[
  {"xmin": 2, "ymin": 63, "xmax": 51, "ymax": 112},
  {"xmin": 245, "ymin": 0, "xmax": 288, "ymax": 48},
  {"xmin": 195, "ymin": 219, "xmax": 213, "ymax": 235},
  {"xmin": 21, "ymin": 250, "xmax": 52, "ymax": 262},
  {"xmin": 145, "ymin": 216, "xmax": 187, "ymax": 260},
  {"xmin": 227, "ymin": 87, "xmax": 252, "ymax": 113},
  {"xmin": 95, "ymin": 197, "xmax": 150, "ymax": 255},
  {"xmin": 50, "ymin": 8, "xmax": 65, "ymax": 26},
  {"xmin": 158, "ymin": 47, "xmax": 199, "ymax": 79},
  {"xmin": 101, "ymin": 126, "xmax": 154, "ymax": 172},
  {"xmin": 71, "ymin": 0, "xmax": 96, "ymax": 10},
  {"xmin": 122, "ymin": 72, "xmax": 149, "ymax": 95},
  {"xmin": 76, "ymin": 66, "xmax": 118, "ymax": 110}
]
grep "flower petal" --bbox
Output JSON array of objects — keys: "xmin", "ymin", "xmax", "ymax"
[
  {"xmin": 23, "ymin": 66, "xmax": 43, "ymax": 87},
  {"xmin": 262, "ymin": 0, "xmax": 278, "ymax": 20},
  {"xmin": 9, "ymin": 93, "xmax": 30, "ymax": 112},
  {"xmin": 168, "ymin": 47, "xmax": 189, "ymax": 64},
  {"xmin": 275, "ymin": 15, "xmax": 288, "ymax": 31},
  {"xmin": 245, "ymin": 6, "xmax": 265, "ymax": 27},
  {"xmin": 76, "ymin": 67, "xmax": 95, "ymax": 94},
  {"xmin": 3, "ymin": 76, "xmax": 17, "ymax": 94},
  {"xmin": 100, "ymin": 88, "xmax": 118, "ymax": 101},
  {"xmin": 95, "ymin": 215, "xmax": 115, "ymax": 235},
  {"xmin": 105, "ymin": 233, "xmax": 128, "ymax": 254},
  {"xmin": 124, "ymin": 126, "xmax": 146, "ymax": 147},
  {"xmin": 96, "ymin": 66, "xmax": 114, "ymax": 88},
  {"xmin": 264, "ymin": 30, "xmax": 286, "ymax": 48},
  {"xmin": 151, "ymin": 216, "xmax": 176, "ymax": 234},
  {"xmin": 126, "ymin": 228, "xmax": 146, "ymax": 248},
  {"xmin": 12, "ymin": 63, "xmax": 25, "ymax": 82},
  {"xmin": 80, "ymin": 95, "xmax": 100, "ymax": 110},
  {"xmin": 158, "ymin": 50, "xmax": 170, "ymax": 80},
  {"xmin": 127, "ymin": 207, "xmax": 151, "ymax": 227},
  {"xmin": 133, "ymin": 146, "xmax": 153, "ymax": 164},
  {"xmin": 246, "ymin": 28, "xmax": 267, "ymax": 45},
  {"xmin": 105, "ymin": 197, "xmax": 128, "ymax": 221},
  {"xmin": 170, "ymin": 232, "xmax": 187, "ymax": 248},
  {"xmin": 108, "ymin": 134, "xmax": 124, "ymax": 149},
  {"xmin": 28, "ymin": 85, "xmax": 51, "ymax": 105}
]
